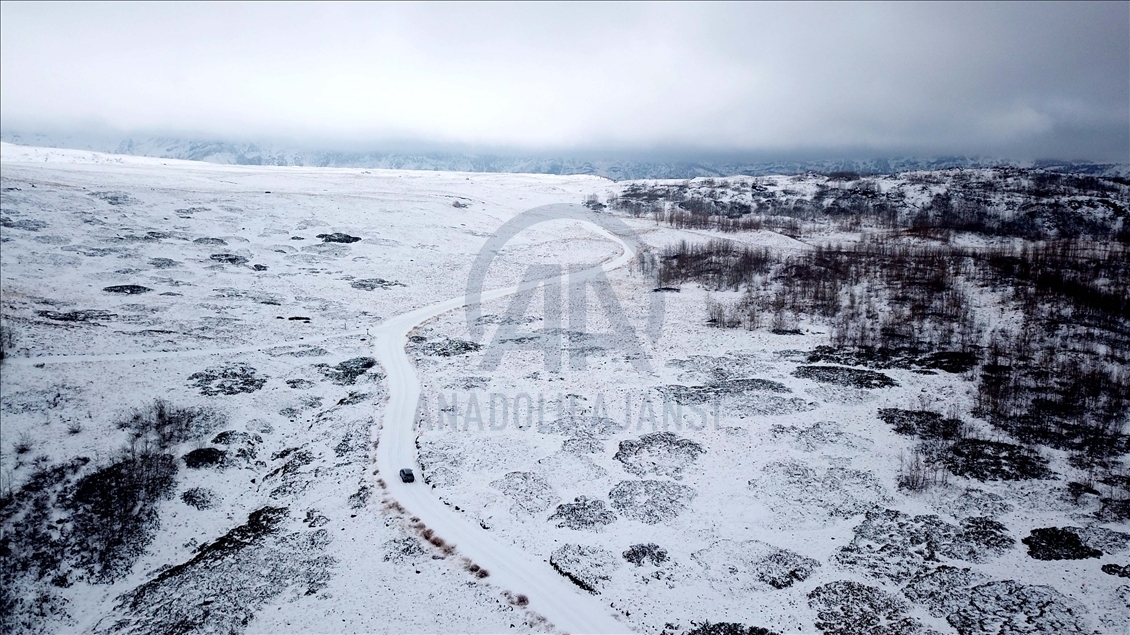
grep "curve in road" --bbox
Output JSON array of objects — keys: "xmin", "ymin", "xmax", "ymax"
[{"xmin": 372, "ymin": 213, "xmax": 635, "ymax": 634}]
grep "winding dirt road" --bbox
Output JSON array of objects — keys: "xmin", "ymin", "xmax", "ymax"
[{"xmin": 371, "ymin": 215, "xmax": 634, "ymax": 634}]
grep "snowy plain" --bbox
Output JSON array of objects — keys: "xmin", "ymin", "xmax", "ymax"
[{"xmin": 1, "ymin": 142, "xmax": 1128, "ymax": 635}]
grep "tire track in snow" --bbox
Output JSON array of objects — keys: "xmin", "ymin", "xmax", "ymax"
[{"xmin": 372, "ymin": 218, "xmax": 634, "ymax": 634}]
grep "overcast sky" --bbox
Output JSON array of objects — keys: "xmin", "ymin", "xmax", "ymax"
[{"xmin": 2, "ymin": 2, "xmax": 1127, "ymax": 160}]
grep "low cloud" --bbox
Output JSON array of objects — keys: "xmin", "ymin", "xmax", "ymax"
[{"xmin": 1, "ymin": 3, "xmax": 1126, "ymax": 160}]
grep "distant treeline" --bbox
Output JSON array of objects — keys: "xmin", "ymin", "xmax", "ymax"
[{"xmin": 609, "ymin": 169, "xmax": 1130, "ymax": 242}]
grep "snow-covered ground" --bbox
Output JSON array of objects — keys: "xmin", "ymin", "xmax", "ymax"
[{"xmin": 2, "ymin": 143, "xmax": 1127, "ymax": 635}]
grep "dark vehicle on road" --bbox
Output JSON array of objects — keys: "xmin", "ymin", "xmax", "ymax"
[{"xmin": 399, "ymin": 468, "xmax": 415, "ymax": 483}]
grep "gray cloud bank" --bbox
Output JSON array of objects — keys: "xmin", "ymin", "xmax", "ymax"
[{"xmin": 2, "ymin": 2, "xmax": 1127, "ymax": 162}]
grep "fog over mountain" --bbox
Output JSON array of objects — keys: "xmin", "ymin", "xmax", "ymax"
[{"xmin": 2, "ymin": 130, "xmax": 1127, "ymax": 181}]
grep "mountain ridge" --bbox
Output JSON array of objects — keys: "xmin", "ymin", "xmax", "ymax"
[{"xmin": 3, "ymin": 131, "xmax": 1126, "ymax": 180}]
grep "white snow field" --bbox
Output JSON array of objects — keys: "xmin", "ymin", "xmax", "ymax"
[{"xmin": 2, "ymin": 142, "xmax": 1128, "ymax": 635}]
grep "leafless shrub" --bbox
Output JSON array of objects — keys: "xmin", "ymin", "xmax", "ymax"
[
  {"xmin": 0, "ymin": 321, "xmax": 18, "ymax": 360},
  {"xmin": 897, "ymin": 449, "xmax": 949, "ymax": 492},
  {"xmin": 12, "ymin": 431, "xmax": 33, "ymax": 455},
  {"xmin": 117, "ymin": 399, "xmax": 221, "ymax": 450},
  {"xmin": 658, "ymin": 239, "xmax": 774, "ymax": 291}
]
